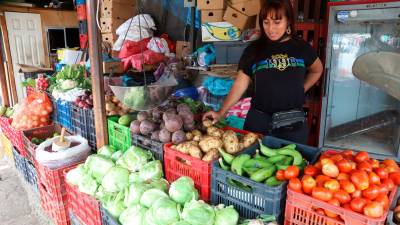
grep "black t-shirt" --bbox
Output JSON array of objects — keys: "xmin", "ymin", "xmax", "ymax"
[{"xmin": 238, "ymin": 38, "xmax": 318, "ymax": 114}]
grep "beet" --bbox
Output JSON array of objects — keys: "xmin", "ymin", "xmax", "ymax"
[
  {"xmin": 139, "ymin": 119, "xmax": 157, "ymax": 135},
  {"xmin": 172, "ymin": 130, "xmax": 186, "ymax": 144},
  {"xmin": 163, "ymin": 114, "xmax": 183, "ymax": 133},
  {"xmin": 130, "ymin": 120, "xmax": 141, "ymax": 134},
  {"xmin": 159, "ymin": 129, "xmax": 171, "ymax": 143}
]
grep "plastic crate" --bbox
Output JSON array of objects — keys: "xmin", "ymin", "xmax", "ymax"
[
  {"xmin": 100, "ymin": 205, "xmax": 120, "ymax": 225},
  {"xmin": 0, "ymin": 116, "xmax": 11, "ymax": 139},
  {"xmin": 226, "ymin": 115, "xmax": 245, "ymax": 130},
  {"xmin": 71, "ymin": 104, "xmax": 96, "ymax": 149},
  {"xmin": 8, "ymin": 120, "xmax": 25, "ymax": 156},
  {"xmin": 211, "ymin": 135, "xmax": 321, "ymax": 220},
  {"xmin": 24, "ymin": 158, "xmax": 39, "ymax": 194},
  {"xmin": 12, "ymin": 148, "xmax": 27, "ymax": 179},
  {"xmin": 80, "ymin": 34, "xmax": 88, "ymax": 49},
  {"xmin": 284, "ymin": 188, "xmax": 397, "ymax": 225},
  {"xmin": 107, "ymin": 116, "xmax": 131, "ymax": 152},
  {"xmin": 65, "ymin": 177, "xmax": 101, "ymax": 225},
  {"xmin": 214, "ymin": 41, "xmax": 249, "ymax": 64},
  {"xmin": 39, "ymin": 180, "xmax": 70, "ymax": 225},
  {"xmin": 1, "ymin": 133, "xmax": 14, "ymax": 162},
  {"xmin": 79, "ymin": 20, "xmax": 88, "ymax": 34},
  {"xmin": 48, "ymin": 93, "xmax": 58, "ymax": 122},
  {"xmin": 69, "ymin": 210, "xmax": 83, "ymax": 225},
  {"xmin": 56, "ymin": 99, "xmax": 73, "ymax": 131},
  {"xmin": 131, "ymin": 133, "xmax": 164, "ymax": 162},
  {"xmin": 76, "ymin": 4, "xmax": 87, "ymax": 20},
  {"xmin": 386, "ymin": 189, "xmax": 400, "ymax": 225}
]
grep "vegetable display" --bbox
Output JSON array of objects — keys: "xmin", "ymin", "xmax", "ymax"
[
  {"xmin": 289, "ymin": 150, "xmax": 399, "ymax": 220},
  {"xmin": 218, "ymin": 141, "xmax": 308, "ymax": 186},
  {"xmin": 105, "ymin": 95, "xmax": 135, "ymax": 116}
]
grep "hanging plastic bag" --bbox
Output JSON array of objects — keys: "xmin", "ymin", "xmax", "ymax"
[
  {"xmin": 129, "ymin": 50, "xmax": 166, "ymax": 72},
  {"xmin": 119, "ymin": 38, "xmax": 151, "ymax": 59},
  {"xmin": 116, "ymin": 14, "xmax": 156, "ymax": 36},
  {"xmin": 36, "ymin": 135, "xmax": 91, "ymax": 169},
  {"xmin": 147, "ymin": 37, "xmax": 170, "ymax": 55},
  {"xmin": 113, "ymin": 27, "xmax": 154, "ymax": 51},
  {"xmin": 11, "ymin": 92, "xmax": 52, "ymax": 130}
]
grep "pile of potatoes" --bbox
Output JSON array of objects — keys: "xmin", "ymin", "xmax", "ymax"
[
  {"xmin": 105, "ymin": 95, "xmax": 135, "ymax": 116},
  {"xmin": 171, "ymin": 119, "xmax": 258, "ymax": 162}
]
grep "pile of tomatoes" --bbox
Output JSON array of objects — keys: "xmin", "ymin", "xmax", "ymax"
[{"xmin": 288, "ymin": 150, "xmax": 399, "ymax": 219}]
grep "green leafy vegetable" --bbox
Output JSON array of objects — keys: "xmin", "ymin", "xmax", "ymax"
[
  {"xmin": 140, "ymin": 188, "xmax": 168, "ymax": 208},
  {"xmin": 66, "ymin": 164, "xmax": 86, "ymax": 186},
  {"xmin": 169, "ymin": 176, "xmax": 199, "ymax": 205},
  {"xmin": 101, "ymin": 166, "xmax": 129, "ymax": 193},
  {"xmin": 181, "ymin": 200, "xmax": 215, "ymax": 225}
]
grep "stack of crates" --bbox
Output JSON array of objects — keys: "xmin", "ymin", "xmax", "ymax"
[{"xmin": 76, "ymin": 0, "xmax": 88, "ymax": 49}]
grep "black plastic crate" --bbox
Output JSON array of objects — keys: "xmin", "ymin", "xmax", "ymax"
[
  {"xmin": 211, "ymin": 136, "xmax": 321, "ymax": 221},
  {"xmin": 70, "ymin": 104, "xmax": 96, "ymax": 149},
  {"xmin": 48, "ymin": 93, "xmax": 58, "ymax": 123},
  {"xmin": 131, "ymin": 133, "xmax": 164, "ymax": 162},
  {"xmin": 214, "ymin": 41, "xmax": 249, "ymax": 64},
  {"xmin": 69, "ymin": 210, "xmax": 83, "ymax": 225},
  {"xmin": 24, "ymin": 158, "xmax": 39, "ymax": 194},
  {"xmin": 100, "ymin": 205, "xmax": 120, "ymax": 225},
  {"xmin": 12, "ymin": 148, "xmax": 27, "ymax": 180}
]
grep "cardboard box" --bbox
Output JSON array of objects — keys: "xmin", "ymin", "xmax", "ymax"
[
  {"xmin": 201, "ymin": 22, "xmax": 241, "ymax": 42},
  {"xmin": 176, "ymin": 41, "xmax": 191, "ymax": 60},
  {"xmin": 201, "ymin": 10, "xmax": 224, "ymax": 23},
  {"xmin": 229, "ymin": 0, "xmax": 249, "ymax": 4},
  {"xmin": 103, "ymin": 61, "xmax": 124, "ymax": 74},
  {"xmin": 223, "ymin": 6, "xmax": 257, "ymax": 30},
  {"xmin": 197, "ymin": 0, "xmax": 225, "ymax": 10},
  {"xmin": 231, "ymin": 0, "xmax": 261, "ymax": 16},
  {"xmin": 100, "ymin": 17, "xmax": 125, "ymax": 33},
  {"xmin": 101, "ymin": 2, "xmax": 137, "ymax": 20},
  {"xmin": 102, "ymin": 32, "xmax": 118, "ymax": 44}
]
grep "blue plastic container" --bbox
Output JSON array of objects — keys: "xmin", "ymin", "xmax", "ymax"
[
  {"xmin": 56, "ymin": 99, "xmax": 73, "ymax": 131},
  {"xmin": 172, "ymin": 87, "xmax": 199, "ymax": 100},
  {"xmin": 75, "ymin": 0, "xmax": 86, "ymax": 5}
]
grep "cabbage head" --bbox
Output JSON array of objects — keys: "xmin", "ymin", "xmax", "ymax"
[
  {"xmin": 181, "ymin": 200, "xmax": 215, "ymax": 225},
  {"xmin": 169, "ymin": 176, "xmax": 199, "ymax": 205},
  {"xmin": 214, "ymin": 205, "xmax": 239, "ymax": 225},
  {"xmin": 140, "ymin": 188, "xmax": 168, "ymax": 208},
  {"xmin": 66, "ymin": 164, "xmax": 86, "ymax": 186},
  {"xmin": 103, "ymin": 191, "xmax": 126, "ymax": 219},
  {"xmin": 117, "ymin": 146, "xmax": 152, "ymax": 172},
  {"xmin": 144, "ymin": 207, "xmax": 158, "ymax": 225},
  {"xmin": 96, "ymin": 186, "xmax": 116, "ymax": 203},
  {"xmin": 129, "ymin": 172, "xmax": 142, "ymax": 183},
  {"xmin": 85, "ymin": 154, "xmax": 115, "ymax": 182},
  {"xmin": 78, "ymin": 173, "xmax": 98, "ymax": 196},
  {"xmin": 149, "ymin": 179, "xmax": 169, "ymax": 192},
  {"xmin": 98, "ymin": 145, "xmax": 116, "ymax": 158},
  {"xmin": 111, "ymin": 150, "xmax": 124, "ymax": 162},
  {"xmin": 124, "ymin": 182, "xmax": 151, "ymax": 208},
  {"xmin": 139, "ymin": 160, "xmax": 163, "ymax": 182},
  {"xmin": 119, "ymin": 204, "xmax": 147, "ymax": 225},
  {"xmin": 149, "ymin": 197, "xmax": 180, "ymax": 225},
  {"xmin": 101, "ymin": 166, "xmax": 129, "ymax": 193},
  {"xmin": 123, "ymin": 86, "xmax": 148, "ymax": 109},
  {"xmin": 171, "ymin": 221, "xmax": 191, "ymax": 225}
]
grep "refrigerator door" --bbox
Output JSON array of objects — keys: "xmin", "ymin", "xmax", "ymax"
[{"xmin": 319, "ymin": 1, "xmax": 400, "ymax": 160}]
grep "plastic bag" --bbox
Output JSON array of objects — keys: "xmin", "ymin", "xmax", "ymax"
[
  {"xmin": 113, "ymin": 27, "xmax": 154, "ymax": 51},
  {"xmin": 119, "ymin": 38, "xmax": 151, "ymax": 59},
  {"xmin": 36, "ymin": 135, "xmax": 91, "ymax": 169},
  {"xmin": 116, "ymin": 14, "xmax": 156, "ymax": 36},
  {"xmin": 11, "ymin": 92, "xmax": 52, "ymax": 130},
  {"xmin": 122, "ymin": 50, "xmax": 165, "ymax": 71},
  {"xmin": 147, "ymin": 37, "xmax": 170, "ymax": 55}
]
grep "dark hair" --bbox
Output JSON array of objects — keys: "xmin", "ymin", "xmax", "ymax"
[{"xmin": 257, "ymin": 0, "xmax": 296, "ymax": 42}]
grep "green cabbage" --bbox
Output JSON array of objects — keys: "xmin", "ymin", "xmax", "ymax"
[
  {"xmin": 111, "ymin": 150, "xmax": 124, "ymax": 162},
  {"xmin": 124, "ymin": 182, "xmax": 151, "ymax": 208},
  {"xmin": 149, "ymin": 179, "xmax": 169, "ymax": 192},
  {"xmin": 139, "ymin": 160, "xmax": 163, "ymax": 182},
  {"xmin": 117, "ymin": 146, "xmax": 152, "ymax": 172},
  {"xmin": 149, "ymin": 197, "xmax": 180, "ymax": 225},
  {"xmin": 123, "ymin": 87, "xmax": 148, "ymax": 109},
  {"xmin": 119, "ymin": 204, "xmax": 147, "ymax": 225},
  {"xmin": 214, "ymin": 205, "xmax": 239, "ymax": 225},
  {"xmin": 129, "ymin": 172, "xmax": 142, "ymax": 183},
  {"xmin": 103, "ymin": 191, "xmax": 126, "ymax": 219},
  {"xmin": 95, "ymin": 186, "xmax": 116, "ymax": 203},
  {"xmin": 181, "ymin": 200, "xmax": 215, "ymax": 225},
  {"xmin": 101, "ymin": 166, "xmax": 129, "ymax": 193},
  {"xmin": 85, "ymin": 154, "xmax": 115, "ymax": 182},
  {"xmin": 144, "ymin": 207, "xmax": 158, "ymax": 225},
  {"xmin": 169, "ymin": 176, "xmax": 199, "ymax": 205},
  {"xmin": 78, "ymin": 174, "xmax": 98, "ymax": 196},
  {"xmin": 171, "ymin": 221, "xmax": 191, "ymax": 225},
  {"xmin": 140, "ymin": 188, "xmax": 168, "ymax": 208},
  {"xmin": 66, "ymin": 164, "xmax": 86, "ymax": 186},
  {"xmin": 98, "ymin": 145, "xmax": 116, "ymax": 158}
]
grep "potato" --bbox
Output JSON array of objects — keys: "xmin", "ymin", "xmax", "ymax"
[
  {"xmin": 105, "ymin": 95, "xmax": 112, "ymax": 102},
  {"xmin": 164, "ymin": 114, "xmax": 183, "ymax": 133},
  {"xmin": 172, "ymin": 130, "xmax": 187, "ymax": 144},
  {"xmin": 137, "ymin": 111, "xmax": 149, "ymax": 122},
  {"xmin": 222, "ymin": 130, "xmax": 240, "ymax": 154},
  {"xmin": 140, "ymin": 119, "xmax": 157, "ymax": 135},
  {"xmin": 174, "ymin": 142, "xmax": 197, "ymax": 154},
  {"xmin": 202, "ymin": 119, "xmax": 213, "ymax": 128},
  {"xmin": 199, "ymin": 136, "xmax": 223, "ymax": 153},
  {"xmin": 130, "ymin": 120, "xmax": 141, "ymax": 134},
  {"xmin": 186, "ymin": 132, "xmax": 194, "ymax": 141},
  {"xmin": 207, "ymin": 126, "xmax": 224, "ymax": 138},
  {"xmin": 202, "ymin": 148, "xmax": 219, "ymax": 162},
  {"xmin": 106, "ymin": 102, "xmax": 116, "ymax": 111},
  {"xmin": 159, "ymin": 129, "xmax": 171, "ymax": 143},
  {"xmin": 241, "ymin": 132, "xmax": 258, "ymax": 148},
  {"xmin": 191, "ymin": 130, "xmax": 202, "ymax": 137},
  {"xmin": 189, "ymin": 146, "xmax": 203, "ymax": 159}
]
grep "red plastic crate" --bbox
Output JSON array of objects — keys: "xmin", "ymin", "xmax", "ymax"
[
  {"xmin": 65, "ymin": 173, "xmax": 101, "ymax": 225},
  {"xmin": 80, "ymin": 34, "xmax": 88, "ymax": 49},
  {"xmin": 0, "ymin": 116, "xmax": 11, "ymax": 137},
  {"xmin": 39, "ymin": 180, "xmax": 70, "ymax": 225},
  {"xmin": 164, "ymin": 127, "xmax": 256, "ymax": 202},
  {"xmin": 7, "ymin": 119, "xmax": 25, "ymax": 156},
  {"xmin": 284, "ymin": 188, "xmax": 397, "ymax": 225},
  {"xmin": 76, "ymin": 4, "xmax": 87, "ymax": 20}
]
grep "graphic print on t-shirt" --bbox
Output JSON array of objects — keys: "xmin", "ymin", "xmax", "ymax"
[{"xmin": 251, "ymin": 54, "xmax": 306, "ymax": 74}]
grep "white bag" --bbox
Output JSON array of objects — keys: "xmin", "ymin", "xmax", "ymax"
[
  {"xmin": 147, "ymin": 37, "xmax": 170, "ymax": 55},
  {"xmin": 112, "ymin": 26, "xmax": 154, "ymax": 51},
  {"xmin": 116, "ymin": 14, "xmax": 156, "ymax": 36},
  {"xmin": 36, "ymin": 136, "xmax": 91, "ymax": 169}
]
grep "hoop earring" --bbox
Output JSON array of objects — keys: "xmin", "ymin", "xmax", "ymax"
[{"xmin": 286, "ymin": 27, "xmax": 291, "ymax": 35}]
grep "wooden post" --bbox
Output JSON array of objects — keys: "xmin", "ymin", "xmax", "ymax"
[
  {"xmin": 0, "ymin": 35, "xmax": 10, "ymax": 106},
  {"xmin": 87, "ymin": 0, "xmax": 108, "ymax": 148}
]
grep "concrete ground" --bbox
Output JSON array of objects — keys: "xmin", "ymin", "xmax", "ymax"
[{"xmin": 0, "ymin": 157, "xmax": 53, "ymax": 225}]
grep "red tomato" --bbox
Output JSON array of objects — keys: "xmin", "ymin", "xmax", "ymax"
[
  {"xmin": 355, "ymin": 151, "xmax": 369, "ymax": 163},
  {"xmin": 339, "ymin": 180, "xmax": 356, "ymax": 194},
  {"xmin": 358, "ymin": 161, "xmax": 373, "ymax": 172},
  {"xmin": 316, "ymin": 175, "xmax": 331, "ymax": 187},
  {"xmin": 370, "ymin": 159, "xmax": 380, "ymax": 169},
  {"xmin": 351, "ymin": 170, "xmax": 370, "ymax": 190},
  {"xmin": 333, "ymin": 190, "xmax": 351, "ymax": 204},
  {"xmin": 324, "ymin": 179, "xmax": 340, "ymax": 192},
  {"xmin": 337, "ymin": 173, "xmax": 350, "ymax": 181},
  {"xmin": 312, "ymin": 187, "xmax": 333, "ymax": 202},
  {"xmin": 350, "ymin": 161, "xmax": 357, "ymax": 171},
  {"xmin": 342, "ymin": 203, "xmax": 352, "ymax": 211},
  {"xmin": 276, "ymin": 170, "xmax": 286, "ymax": 181},
  {"xmin": 322, "ymin": 163, "xmax": 340, "ymax": 178},
  {"xmin": 315, "ymin": 208, "xmax": 325, "ymax": 215},
  {"xmin": 304, "ymin": 165, "xmax": 319, "ymax": 177},
  {"xmin": 389, "ymin": 171, "xmax": 400, "ymax": 185},
  {"xmin": 288, "ymin": 178, "xmax": 302, "ymax": 193},
  {"xmin": 386, "ymin": 165, "xmax": 399, "ymax": 173},
  {"xmin": 336, "ymin": 159, "xmax": 353, "ymax": 173},
  {"xmin": 368, "ymin": 172, "xmax": 381, "ymax": 185},
  {"xmin": 314, "ymin": 161, "xmax": 323, "ymax": 170},
  {"xmin": 374, "ymin": 168, "xmax": 389, "ymax": 180},
  {"xmin": 331, "ymin": 154, "xmax": 344, "ymax": 163},
  {"xmin": 350, "ymin": 197, "xmax": 368, "ymax": 213},
  {"xmin": 352, "ymin": 190, "xmax": 362, "ymax": 198},
  {"xmin": 341, "ymin": 150, "xmax": 354, "ymax": 158},
  {"xmin": 321, "ymin": 158, "xmax": 335, "ymax": 165},
  {"xmin": 302, "ymin": 175, "xmax": 317, "ymax": 194},
  {"xmin": 325, "ymin": 198, "xmax": 340, "ymax": 218},
  {"xmin": 284, "ymin": 166, "xmax": 300, "ymax": 180},
  {"xmin": 362, "ymin": 185, "xmax": 380, "ymax": 200},
  {"xmin": 363, "ymin": 202, "xmax": 384, "ymax": 218},
  {"xmin": 383, "ymin": 159, "xmax": 398, "ymax": 168},
  {"xmin": 376, "ymin": 184, "xmax": 389, "ymax": 196},
  {"xmin": 374, "ymin": 194, "xmax": 389, "ymax": 210},
  {"xmin": 382, "ymin": 178, "xmax": 395, "ymax": 191}
]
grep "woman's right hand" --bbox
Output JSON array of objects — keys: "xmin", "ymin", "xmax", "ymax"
[{"xmin": 202, "ymin": 111, "xmax": 223, "ymax": 124}]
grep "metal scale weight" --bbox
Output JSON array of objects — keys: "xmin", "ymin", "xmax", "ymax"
[{"xmin": 319, "ymin": 0, "xmax": 400, "ymax": 160}]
